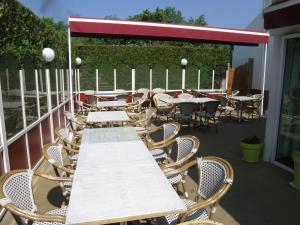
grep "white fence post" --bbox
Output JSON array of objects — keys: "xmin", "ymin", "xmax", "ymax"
[
  {"xmin": 96, "ymin": 69, "xmax": 99, "ymax": 92},
  {"xmin": 19, "ymin": 70, "xmax": 31, "ymax": 169},
  {"xmin": 77, "ymin": 68, "xmax": 80, "ymax": 97},
  {"xmin": 132, "ymin": 69, "xmax": 136, "ymax": 95},
  {"xmin": 165, "ymin": 69, "xmax": 169, "ymax": 90},
  {"xmin": 212, "ymin": 70, "xmax": 215, "ymax": 90},
  {"xmin": 0, "ymin": 79, "xmax": 10, "ymax": 172},
  {"xmin": 114, "ymin": 69, "xmax": 117, "ymax": 91},
  {"xmin": 5, "ymin": 68, "xmax": 9, "ymax": 92},
  {"xmin": 197, "ymin": 69, "xmax": 201, "ymax": 91},
  {"xmin": 45, "ymin": 68, "xmax": 54, "ymax": 142},
  {"xmin": 149, "ymin": 68, "xmax": 152, "ymax": 91},
  {"xmin": 35, "ymin": 69, "xmax": 43, "ymax": 148},
  {"xmin": 182, "ymin": 67, "xmax": 186, "ymax": 90}
]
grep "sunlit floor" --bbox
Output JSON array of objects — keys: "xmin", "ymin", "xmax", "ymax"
[{"xmin": 1, "ymin": 115, "xmax": 300, "ymax": 225}]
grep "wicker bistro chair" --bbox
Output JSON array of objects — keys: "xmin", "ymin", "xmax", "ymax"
[
  {"xmin": 76, "ymin": 100, "xmax": 97, "ymax": 115},
  {"xmin": 196, "ymin": 101, "xmax": 220, "ymax": 133},
  {"xmin": 43, "ymin": 144, "xmax": 76, "ymax": 198},
  {"xmin": 160, "ymin": 136, "xmax": 200, "ymax": 197},
  {"xmin": 127, "ymin": 108, "xmax": 157, "ymax": 136},
  {"xmin": 216, "ymin": 96, "xmax": 236, "ymax": 120},
  {"xmin": 153, "ymin": 93, "xmax": 175, "ymax": 120},
  {"xmin": 55, "ymin": 127, "xmax": 81, "ymax": 151},
  {"xmin": 178, "ymin": 220, "xmax": 223, "ymax": 225},
  {"xmin": 245, "ymin": 94, "xmax": 262, "ymax": 120},
  {"xmin": 146, "ymin": 122, "xmax": 181, "ymax": 159},
  {"xmin": 64, "ymin": 111, "xmax": 87, "ymax": 131},
  {"xmin": 0, "ymin": 169, "xmax": 70, "ymax": 225},
  {"xmin": 174, "ymin": 103, "xmax": 198, "ymax": 126},
  {"xmin": 158, "ymin": 156, "xmax": 234, "ymax": 225}
]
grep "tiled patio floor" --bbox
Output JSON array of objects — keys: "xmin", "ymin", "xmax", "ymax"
[{"xmin": 1, "ymin": 117, "xmax": 300, "ymax": 225}]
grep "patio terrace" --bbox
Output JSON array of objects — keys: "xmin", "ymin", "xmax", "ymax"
[{"xmin": 1, "ymin": 114, "xmax": 299, "ymax": 225}]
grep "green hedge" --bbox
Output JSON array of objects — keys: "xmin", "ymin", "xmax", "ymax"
[{"xmin": 75, "ymin": 44, "xmax": 231, "ymax": 90}]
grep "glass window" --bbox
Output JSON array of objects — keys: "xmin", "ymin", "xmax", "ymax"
[{"xmin": 276, "ymin": 37, "xmax": 300, "ymax": 168}]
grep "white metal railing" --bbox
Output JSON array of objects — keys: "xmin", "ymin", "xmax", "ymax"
[{"xmin": 0, "ymin": 68, "xmax": 72, "ymax": 173}]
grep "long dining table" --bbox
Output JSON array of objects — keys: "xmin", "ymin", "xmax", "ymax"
[
  {"xmin": 158, "ymin": 96, "xmax": 217, "ymax": 104},
  {"xmin": 66, "ymin": 127, "xmax": 187, "ymax": 225}
]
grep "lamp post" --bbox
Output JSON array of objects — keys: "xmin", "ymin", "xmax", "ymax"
[
  {"xmin": 181, "ymin": 58, "xmax": 187, "ymax": 90},
  {"xmin": 42, "ymin": 48, "xmax": 55, "ymax": 142},
  {"xmin": 75, "ymin": 57, "xmax": 81, "ymax": 100}
]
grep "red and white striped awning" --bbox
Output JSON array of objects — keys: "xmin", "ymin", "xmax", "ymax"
[{"xmin": 69, "ymin": 16, "xmax": 269, "ymax": 46}]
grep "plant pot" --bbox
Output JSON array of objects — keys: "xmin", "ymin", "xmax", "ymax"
[
  {"xmin": 293, "ymin": 151, "xmax": 300, "ymax": 190},
  {"xmin": 240, "ymin": 139, "xmax": 263, "ymax": 163}
]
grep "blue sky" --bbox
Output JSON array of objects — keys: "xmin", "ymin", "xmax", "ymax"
[{"xmin": 18, "ymin": 0, "xmax": 262, "ymax": 29}]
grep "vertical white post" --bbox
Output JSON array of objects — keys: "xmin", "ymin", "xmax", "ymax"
[
  {"xmin": 0, "ymin": 79, "xmax": 10, "ymax": 172},
  {"xmin": 182, "ymin": 68, "xmax": 186, "ymax": 90},
  {"xmin": 5, "ymin": 68, "xmax": 9, "ymax": 91},
  {"xmin": 66, "ymin": 69, "xmax": 69, "ymax": 98},
  {"xmin": 67, "ymin": 21, "xmax": 74, "ymax": 113},
  {"xmin": 132, "ymin": 69, "xmax": 136, "ymax": 95},
  {"xmin": 197, "ymin": 69, "xmax": 201, "ymax": 91},
  {"xmin": 35, "ymin": 70, "xmax": 43, "ymax": 148},
  {"xmin": 225, "ymin": 69, "xmax": 229, "ymax": 91},
  {"xmin": 212, "ymin": 70, "xmax": 215, "ymax": 90},
  {"xmin": 149, "ymin": 68, "xmax": 152, "ymax": 91},
  {"xmin": 261, "ymin": 44, "xmax": 268, "ymax": 116},
  {"xmin": 19, "ymin": 70, "xmax": 31, "ymax": 169},
  {"xmin": 55, "ymin": 69, "xmax": 59, "ymax": 107},
  {"xmin": 96, "ymin": 69, "xmax": 99, "ymax": 92},
  {"xmin": 74, "ymin": 69, "xmax": 78, "ymax": 96},
  {"xmin": 55, "ymin": 69, "xmax": 60, "ymax": 127},
  {"xmin": 45, "ymin": 68, "xmax": 54, "ymax": 142},
  {"xmin": 39, "ymin": 69, "xmax": 44, "ymax": 92},
  {"xmin": 114, "ymin": 68, "xmax": 117, "ymax": 91},
  {"xmin": 165, "ymin": 69, "xmax": 169, "ymax": 90},
  {"xmin": 77, "ymin": 69, "xmax": 80, "ymax": 96}
]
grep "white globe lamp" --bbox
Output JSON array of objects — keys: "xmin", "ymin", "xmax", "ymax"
[{"xmin": 42, "ymin": 48, "xmax": 55, "ymax": 63}]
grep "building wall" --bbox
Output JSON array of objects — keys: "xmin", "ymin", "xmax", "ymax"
[{"xmin": 232, "ymin": 13, "xmax": 266, "ymax": 90}]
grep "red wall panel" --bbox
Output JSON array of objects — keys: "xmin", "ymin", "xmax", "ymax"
[
  {"xmin": 28, "ymin": 125, "xmax": 42, "ymax": 167},
  {"xmin": 8, "ymin": 135, "xmax": 28, "ymax": 169},
  {"xmin": 41, "ymin": 117, "xmax": 52, "ymax": 145}
]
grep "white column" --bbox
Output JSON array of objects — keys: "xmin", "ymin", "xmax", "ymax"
[
  {"xmin": 225, "ymin": 69, "xmax": 229, "ymax": 91},
  {"xmin": 165, "ymin": 69, "xmax": 169, "ymax": 90},
  {"xmin": 19, "ymin": 70, "xmax": 31, "ymax": 169},
  {"xmin": 181, "ymin": 68, "xmax": 186, "ymax": 90},
  {"xmin": 132, "ymin": 69, "xmax": 136, "ymax": 94},
  {"xmin": 77, "ymin": 68, "xmax": 80, "ymax": 95},
  {"xmin": 211, "ymin": 70, "xmax": 215, "ymax": 90},
  {"xmin": 149, "ymin": 68, "xmax": 152, "ymax": 91},
  {"xmin": 55, "ymin": 69, "xmax": 59, "ymax": 107},
  {"xmin": 96, "ymin": 69, "xmax": 99, "ymax": 92},
  {"xmin": 114, "ymin": 68, "xmax": 117, "ymax": 91},
  {"xmin": 39, "ymin": 69, "xmax": 44, "ymax": 92},
  {"xmin": 35, "ymin": 70, "xmax": 43, "ymax": 148},
  {"xmin": 45, "ymin": 68, "xmax": 54, "ymax": 142},
  {"xmin": 0, "ymin": 79, "xmax": 10, "ymax": 172},
  {"xmin": 197, "ymin": 69, "xmax": 201, "ymax": 91},
  {"xmin": 66, "ymin": 69, "xmax": 70, "ymax": 98},
  {"xmin": 261, "ymin": 44, "xmax": 268, "ymax": 116},
  {"xmin": 67, "ymin": 23, "xmax": 74, "ymax": 112},
  {"xmin": 5, "ymin": 68, "xmax": 9, "ymax": 91}
]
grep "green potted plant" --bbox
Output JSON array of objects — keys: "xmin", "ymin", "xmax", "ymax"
[
  {"xmin": 240, "ymin": 135, "xmax": 263, "ymax": 162},
  {"xmin": 291, "ymin": 151, "xmax": 300, "ymax": 190}
]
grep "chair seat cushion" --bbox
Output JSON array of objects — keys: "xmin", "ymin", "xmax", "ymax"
[
  {"xmin": 156, "ymin": 199, "xmax": 208, "ymax": 225},
  {"xmin": 32, "ymin": 206, "xmax": 68, "ymax": 225},
  {"xmin": 150, "ymin": 149, "xmax": 167, "ymax": 160},
  {"xmin": 164, "ymin": 168, "xmax": 183, "ymax": 184}
]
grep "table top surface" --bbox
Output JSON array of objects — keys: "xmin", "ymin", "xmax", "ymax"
[
  {"xmin": 230, "ymin": 96, "xmax": 258, "ymax": 101},
  {"xmin": 97, "ymin": 100, "xmax": 127, "ymax": 107},
  {"xmin": 66, "ymin": 127, "xmax": 186, "ymax": 225},
  {"xmin": 87, "ymin": 111, "xmax": 129, "ymax": 123},
  {"xmin": 159, "ymin": 96, "xmax": 217, "ymax": 104}
]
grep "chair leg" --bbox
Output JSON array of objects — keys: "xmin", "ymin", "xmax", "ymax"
[{"xmin": 180, "ymin": 180, "xmax": 188, "ymax": 198}]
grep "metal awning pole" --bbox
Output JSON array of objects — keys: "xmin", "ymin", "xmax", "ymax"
[
  {"xmin": 68, "ymin": 18, "xmax": 74, "ymax": 113},
  {"xmin": 261, "ymin": 43, "xmax": 268, "ymax": 116}
]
